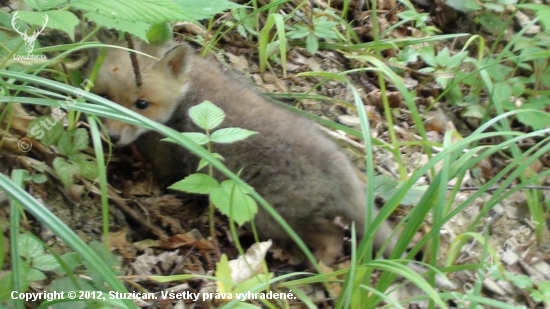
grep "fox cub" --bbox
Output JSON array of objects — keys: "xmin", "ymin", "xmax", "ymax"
[{"xmin": 91, "ymin": 40, "xmax": 406, "ymax": 268}]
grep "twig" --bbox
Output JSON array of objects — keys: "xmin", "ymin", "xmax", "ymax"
[{"xmin": 124, "ymin": 32, "xmax": 142, "ymax": 88}]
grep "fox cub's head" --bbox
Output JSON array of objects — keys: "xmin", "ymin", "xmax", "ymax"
[{"xmin": 90, "ymin": 41, "xmax": 192, "ymax": 146}]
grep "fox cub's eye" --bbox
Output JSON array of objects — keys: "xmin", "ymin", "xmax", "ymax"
[
  {"xmin": 98, "ymin": 94, "xmax": 109, "ymax": 100},
  {"xmin": 135, "ymin": 99, "xmax": 150, "ymax": 110}
]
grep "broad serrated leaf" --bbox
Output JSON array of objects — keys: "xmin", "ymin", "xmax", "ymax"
[
  {"xmin": 215, "ymin": 254, "xmax": 233, "ymax": 294},
  {"xmin": 25, "ymin": 268, "xmax": 46, "ymax": 282},
  {"xmin": 32, "ymin": 254, "xmax": 60, "ymax": 271},
  {"xmin": 84, "ymin": 241, "xmax": 122, "ymax": 290},
  {"xmin": 58, "ymin": 252, "xmax": 82, "ymax": 275},
  {"xmin": 15, "ymin": 10, "xmax": 79, "ymax": 41},
  {"xmin": 172, "ymin": 0, "xmax": 243, "ymax": 21},
  {"xmin": 47, "ymin": 277, "xmax": 95, "ymax": 309},
  {"xmin": 435, "ymin": 47, "xmax": 451, "ymax": 66},
  {"xmin": 493, "ymin": 82, "xmax": 513, "ymax": 106},
  {"xmin": 418, "ymin": 45, "xmax": 436, "ymax": 67},
  {"xmin": 57, "ymin": 128, "xmax": 89, "ymax": 156},
  {"xmin": 210, "ymin": 180, "xmax": 257, "ymax": 226},
  {"xmin": 169, "ymin": 173, "xmax": 220, "ymax": 194},
  {"xmin": 401, "ymin": 186, "xmax": 428, "ymax": 206},
  {"xmin": 18, "ymin": 234, "xmax": 44, "ymax": 259},
  {"xmin": 71, "ymin": 0, "xmax": 189, "ymax": 23},
  {"xmin": 446, "ymin": 51, "xmax": 468, "ymax": 69},
  {"xmin": 517, "ymin": 110, "xmax": 550, "ymax": 130},
  {"xmin": 52, "ymin": 157, "xmax": 80, "ymax": 187},
  {"xmin": 85, "ymin": 12, "xmax": 150, "ymax": 42},
  {"xmin": 189, "ymin": 101, "xmax": 225, "ymax": 130},
  {"xmin": 27, "ymin": 116, "xmax": 63, "ymax": 146},
  {"xmin": 372, "ymin": 175, "xmax": 427, "ymax": 205},
  {"xmin": 211, "ymin": 128, "xmax": 257, "ymax": 144},
  {"xmin": 23, "ymin": 0, "xmax": 67, "ymax": 10},
  {"xmin": 69, "ymin": 153, "xmax": 99, "ymax": 180},
  {"xmin": 372, "ymin": 175, "xmax": 399, "ymax": 198}
]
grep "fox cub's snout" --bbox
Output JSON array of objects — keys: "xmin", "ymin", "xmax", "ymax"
[{"xmin": 91, "ymin": 43, "xmax": 192, "ymax": 146}]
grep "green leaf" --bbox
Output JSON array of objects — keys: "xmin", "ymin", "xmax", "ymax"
[
  {"xmin": 372, "ymin": 175, "xmax": 398, "ymax": 198},
  {"xmin": 305, "ymin": 32, "xmax": 319, "ymax": 55},
  {"xmin": 0, "ymin": 9, "xmax": 11, "ymax": 28},
  {"xmin": 85, "ymin": 12, "xmax": 150, "ymax": 42},
  {"xmin": 483, "ymin": 3, "xmax": 505, "ymax": 12},
  {"xmin": 232, "ymin": 273, "xmax": 273, "ymax": 294},
  {"xmin": 47, "ymin": 277, "xmax": 96, "ymax": 309},
  {"xmin": 57, "ymin": 128, "xmax": 89, "ymax": 156},
  {"xmin": 402, "ymin": 186, "xmax": 428, "ymax": 206},
  {"xmin": 69, "ymin": 153, "xmax": 99, "ymax": 181},
  {"xmin": 215, "ymin": 254, "xmax": 233, "ymax": 293},
  {"xmin": 0, "ymin": 272, "xmax": 14, "ymax": 301},
  {"xmin": 197, "ymin": 153, "xmax": 224, "ymax": 171},
  {"xmin": 25, "ymin": 267, "xmax": 46, "ymax": 282},
  {"xmin": 445, "ymin": 0, "xmax": 481, "ymax": 12},
  {"xmin": 32, "ymin": 254, "xmax": 60, "ymax": 271},
  {"xmin": 58, "ymin": 252, "xmax": 82, "ymax": 274},
  {"xmin": 506, "ymin": 272, "xmax": 533, "ymax": 289},
  {"xmin": 23, "ymin": 0, "xmax": 68, "ymax": 10},
  {"xmin": 210, "ymin": 180, "xmax": 257, "ymax": 226},
  {"xmin": 313, "ymin": 17, "xmax": 339, "ymax": 39},
  {"xmin": 84, "ymin": 240, "xmax": 122, "ymax": 290},
  {"xmin": 15, "ymin": 10, "xmax": 79, "ymax": 41},
  {"xmin": 462, "ymin": 105, "xmax": 485, "ymax": 118},
  {"xmin": 286, "ymin": 25, "xmax": 309, "ymax": 39},
  {"xmin": 446, "ymin": 51, "xmax": 468, "ymax": 69},
  {"xmin": 492, "ymin": 82, "xmax": 513, "ymax": 107},
  {"xmin": 169, "ymin": 173, "xmax": 220, "ymax": 194},
  {"xmin": 146, "ymin": 22, "xmax": 172, "ymax": 44},
  {"xmin": 435, "ymin": 47, "xmax": 451, "ymax": 67},
  {"xmin": 397, "ymin": 47, "xmax": 418, "ymax": 64},
  {"xmin": 477, "ymin": 12, "xmax": 507, "ymax": 34},
  {"xmin": 189, "ymin": 101, "xmax": 225, "ymax": 130},
  {"xmin": 371, "ymin": 175, "xmax": 427, "ymax": 206},
  {"xmin": 32, "ymin": 173, "xmax": 48, "ymax": 184},
  {"xmin": 27, "ymin": 116, "xmax": 64, "ymax": 146},
  {"xmin": 71, "ymin": 0, "xmax": 190, "ymax": 23},
  {"xmin": 211, "ymin": 128, "xmax": 257, "ymax": 144},
  {"xmin": 18, "ymin": 234, "xmax": 44, "ymax": 259},
  {"xmin": 172, "ymin": 0, "xmax": 243, "ymax": 21},
  {"xmin": 418, "ymin": 45, "xmax": 436, "ymax": 67},
  {"xmin": 517, "ymin": 109, "xmax": 550, "ymax": 131},
  {"xmin": 52, "ymin": 157, "xmax": 80, "ymax": 187}
]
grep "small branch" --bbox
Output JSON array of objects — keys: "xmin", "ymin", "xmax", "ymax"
[{"xmin": 124, "ymin": 32, "xmax": 142, "ymax": 88}]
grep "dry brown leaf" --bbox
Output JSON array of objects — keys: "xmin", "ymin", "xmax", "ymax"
[
  {"xmin": 109, "ymin": 230, "xmax": 137, "ymax": 259},
  {"xmin": 161, "ymin": 230, "xmax": 214, "ymax": 250}
]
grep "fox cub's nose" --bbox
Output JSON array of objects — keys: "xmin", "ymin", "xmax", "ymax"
[{"xmin": 109, "ymin": 134, "xmax": 121, "ymax": 144}]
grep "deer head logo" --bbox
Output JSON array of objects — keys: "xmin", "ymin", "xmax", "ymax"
[{"xmin": 11, "ymin": 11, "xmax": 49, "ymax": 54}]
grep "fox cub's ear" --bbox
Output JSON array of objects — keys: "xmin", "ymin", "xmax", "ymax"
[{"xmin": 154, "ymin": 45, "xmax": 190, "ymax": 77}]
